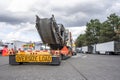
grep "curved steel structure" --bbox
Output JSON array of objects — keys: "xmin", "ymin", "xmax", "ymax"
[{"xmin": 35, "ymin": 15, "xmax": 68, "ymax": 49}]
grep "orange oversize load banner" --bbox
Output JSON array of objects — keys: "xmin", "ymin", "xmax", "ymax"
[{"xmin": 61, "ymin": 46, "xmax": 69, "ymax": 55}]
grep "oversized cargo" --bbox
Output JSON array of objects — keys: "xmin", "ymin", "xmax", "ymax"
[{"xmin": 9, "ymin": 15, "xmax": 73, "ymax": 65}]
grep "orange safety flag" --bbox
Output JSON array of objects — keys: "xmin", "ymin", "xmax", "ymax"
[
  {"xmin": 61, "ymin": 46, "xmax": 69, "ymax": 55},
  {"xmin": 9, "ymin": 48, "xmax": 14, "ymax": 55},
  {"xmin": 2, "ymin": 47, "xmax": 8, "ymax": 56}
]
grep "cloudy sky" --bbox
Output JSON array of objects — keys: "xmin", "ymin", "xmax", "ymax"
[{"xmin": 0, "ymin": 0, "xmax": 120, "ymax": 42}]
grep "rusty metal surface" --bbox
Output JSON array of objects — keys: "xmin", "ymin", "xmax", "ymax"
[
  {"xmin": 36, "ymin": 15, "xmax": 65, "ymax": 45},
  {"xmin": 36, "ymin": 16, "xmax": 58, "ymax": 44}
]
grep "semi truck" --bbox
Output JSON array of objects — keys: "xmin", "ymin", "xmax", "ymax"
[
  {"xmin": 81, "ymin": 41, "xmax": 120, "ymax": 55},
  {"xmin": 81, "ymin": 46, "xmax": 87, "ymax": 53},
  {"xmin": 96, "ymin": 41, "xmax": 120, "ymax": 55},
  {"xmin": 9, "ymin": 15, "xmax": 73, "ymax": 65},
  {"xmin": 81, "ymin": 45, "xmax": 94, "ymax": 54}
]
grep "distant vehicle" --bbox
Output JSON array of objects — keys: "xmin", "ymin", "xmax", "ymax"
[
  {"xmin": 76, "ymin": 48, "xmax": 82, "ymax": 53},
  {"xmin": 81, "ymin": 46, "xmax": 90, "ymax": 53},
  {"xmin": 72, "ymin": 45, "xmax": 77, "ymax": 55}
]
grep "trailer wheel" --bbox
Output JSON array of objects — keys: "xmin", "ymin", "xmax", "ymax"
[{"xmin": 19, "ymin": 62, "xmax": 23, "ymax": 65}]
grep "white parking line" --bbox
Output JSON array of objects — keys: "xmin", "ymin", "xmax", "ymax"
[{"xmin": 82, "ymin": 55, "xmax": 87, "ymax": 58}]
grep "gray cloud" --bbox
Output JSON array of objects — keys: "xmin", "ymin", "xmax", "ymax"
[
  {"xmin": 0, "ymin": 14, "xmax": 24, "ymax": 24},
  {"xmin": 0, "ymin": 0, "xmax": 120, "ymax": 42},
  {"xmin": 0, "ymin": 10, "xmax": 35, "ymax": 24},
  {"xmin": 0, "ymin": 0, "xmax": 120, "ymax": 27},
  {"xmin": 52, "ymin": 0, "xmax": 119, "ymax": 26}
]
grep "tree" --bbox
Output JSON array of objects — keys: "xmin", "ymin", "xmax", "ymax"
[
  {"xmin": 99, "ymin": 21, "xmax": 115, "ymax": 43},
  {"xmin": 107, "ymin": 13, "xmax": 120, "ymax": 31},
  {"xmin": 85, "ymin": 19, "xmax": 101, "ymax": 45},
  {"xmin": 107, "ymin": 13, "xmax": 120, "ymax": 41},
  {"xmin": 75, "ymin": 13, "xmax": 120, "ymax": 47},
  {"xmin": 75, "ymin": 34, "xmax": 86, "ymax": 47}
]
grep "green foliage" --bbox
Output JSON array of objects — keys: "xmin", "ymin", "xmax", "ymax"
[
  {"xmin": 85, "ymin": 19, "xmax": 101, "ymax": 45},
  {"xmin": 75, "ymin": 34, "xmax": 86, "ymax": 47},
  {"xmin": 75, "ymin": 13, "xmax": 120, "ymax": 47},
  {"xmin": 107, "ymin": 13, "xmax": 120, "ymax": 30},
  {"xmin": 99, "ymin": 21, "xmax": 115, "ymax": 43}
]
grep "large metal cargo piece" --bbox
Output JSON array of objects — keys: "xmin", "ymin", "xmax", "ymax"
[
  {"xmin": 96, "ymin": 41, "xmax": 120, "ymax": 55},
  {"xmin": 35, "ymin": 15, "xmax": 73, "ymax": 60},
  {"xmin": 35, "ymin": 15, "xmax": 68, "ymax": 49}
]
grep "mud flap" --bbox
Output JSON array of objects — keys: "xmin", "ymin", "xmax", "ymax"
[
  {"xmin": 61, "ymin": 55, "xmax": 70, "ymax": 60},
  {"xmin": 9, "ymin": 55, "xmax": 20, "ymax": 65}
]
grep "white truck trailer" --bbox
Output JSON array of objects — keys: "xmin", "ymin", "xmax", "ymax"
[
  {"xmin": 81, "ymin": 45, "xmax": 94, "ymax": 54},
  {"xmin": 81, "ymin": 46, "xmax": 88, "ymax": 53},
  {"xmin": 6, "ymin": 41, "xmax": 27, "ymax": 50},
  {"xmin": 96, "ymin": 41, "xmax": 120, "ymax": 55}
]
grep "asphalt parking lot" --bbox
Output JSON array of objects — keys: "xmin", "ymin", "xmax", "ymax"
[{"xmin": 0, "ymin": 54, "xmax": 120, "ymax": 80}]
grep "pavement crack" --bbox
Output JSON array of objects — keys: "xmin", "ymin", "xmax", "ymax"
[{"xmin": 67, "ymin": 61, "xmax": 88, "ymax": 80}]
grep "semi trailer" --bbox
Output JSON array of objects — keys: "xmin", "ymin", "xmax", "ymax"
[
  {"xmin": 96, "ymin": 41, "xmax": 120, "ymax": 55},
  {"xmin": 81, "ymin": 41, "xmax": 120, "ymax": 55}
]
